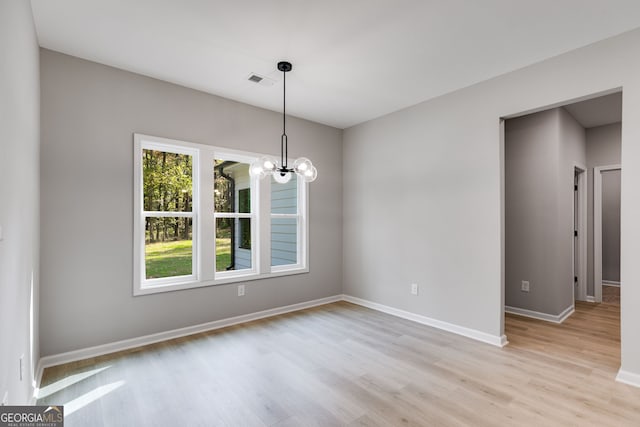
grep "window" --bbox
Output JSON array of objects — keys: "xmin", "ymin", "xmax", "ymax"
[
  {"xmin": 136, "ymin": 144, "xmax": 198, "ymax": 286},
  {"xmin": 214, "ymin": 158, "xmax": 255, "ymax": 275},
  {"xmin": 133, "ymin": 134, "xmax": 309, "ymax": 295},
  {"xmin": 271, "ymin": 174, "xmax": 303, "ymax": 270}
]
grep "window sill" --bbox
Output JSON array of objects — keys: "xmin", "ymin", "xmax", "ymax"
[{"xmin": 133, "ymin": 267, "xmax": 309, "ymax": 296}]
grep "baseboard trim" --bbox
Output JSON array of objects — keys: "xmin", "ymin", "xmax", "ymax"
[
  {"xmin": 31, "ymin": 360, "xmax": 46, "ymax": 404},
  {"xmin": 505, "ymin": 304, "xmax": 574, "ymax": 324},
  {"xmin": 602, "ymin": 281, "xmax": 620, "ymax": 287},
  {"xmin": 38, "ymin": 295, "xmax": 342, "ymax": 372},
  {"xmin": 616, "ymin": 369, "xmax": 640, "ymax": 388},
  {"xmin": 586, "ymin": 296, "xmax": 596, "ymax": 303},
  {"xmin": 342, "ymin": 295, "xmax": 507, "ymax": 347}
]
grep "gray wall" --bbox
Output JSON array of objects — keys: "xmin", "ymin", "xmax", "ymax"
[
  {"xmin": 505, "ymin": 109, "xmax": 563, "ymax": 314},
  {"xmin": 602, "ymin": 169, "xmax": 621, "ymax": 283},
  {"xmin": 586, "ymin": 123, "xmax": 622, "ymax": 294},
  {"xmin": 40, "ymin": 50, "xmax": 343, "ymax": 356},
  {"xmin": 0, "ymin": 1, "xmax": 40, "ymax": 404},
  {"xmin": 343, "ymin": 27, "xmax": 640, "ymax": 378},
  {"xmin": 504, "ymin": 108, "xmax": 584, "ymax": 315},
  {"xmin": 559, "ymin": 107, "xmax": 587, "ymax": 303}
]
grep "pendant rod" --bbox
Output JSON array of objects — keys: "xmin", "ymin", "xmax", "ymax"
[{"xmin": 281, "ymin": 67, "xmax": 287, "ymax": 169}]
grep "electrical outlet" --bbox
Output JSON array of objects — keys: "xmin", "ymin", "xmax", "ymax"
[
  {"xmin": 521, "ymin": 280, "xmax": 530, "ymax": 292},
  {"xmin": 19, "ymin": 355, "xmax": 24, "ymax": 381},
  {"xmin": 2, "ymin": 391, "xmax": 8, "ymax": 406},
  {"xmin": 237, "ymin": 285, "xmax": 245, "ymax": 297},
  {"xmin": 410, "ymin": 283, "xmax": 419, "ymax": 296},
  {"xmin": 0, "ymin": 225, "xmax": 3, "ymax": 241}
]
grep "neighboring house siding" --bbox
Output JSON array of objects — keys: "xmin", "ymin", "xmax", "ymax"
[
  {"xmin": 235, "ymin": 246, "xmax": 251, "ymax": 270},
  {"xmin": 271, "ymin": 179, "xmax": 298, "ymax": 266}
]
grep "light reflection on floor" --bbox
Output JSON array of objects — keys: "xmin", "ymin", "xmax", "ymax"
[
  {"xmin": 64, "ymin": 381, "xmax": 125, "ymax": 416},
  {"xmin": 38, "ymin": 366, "xmax": 112, "ymax": 399}
]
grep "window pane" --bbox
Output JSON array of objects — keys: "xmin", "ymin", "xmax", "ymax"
[
  {"xmin": 215, "ymin": 160, "xmax": 251, "ymax": 213},
  {"xmin": 271, "ymin": 173, "xmax": 297, "ymax": 214},
  {"xmin": 239, "ymin": 217, "xmax": 251, "ymax": 249},
  {"xmin": 216, "ymin": 218, "xmax": 252, "ymax": 272},
  {"xmin": 145, "ymin": 217, "xmax": 192, "ymax": 279},
  {"xmin": 271, "ymin": 217, "xmax": 298, "ymax": 267},
  {"xmin": 238, "ymin": 188, "xmax": 250, "ymax": 213},
  {"xmin": 143, "ymin": 149, "xmax": 193, "ymax": 212}
]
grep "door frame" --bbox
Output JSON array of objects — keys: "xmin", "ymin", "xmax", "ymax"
[
  {"xmin": 499, "ymin": 87, "xmax": 622, "ymax": 341},
  {"xmin": 573, "ymin": 164, "xmax": 587, "ymax": 302},
  {"xmin": 594, "ymin": 164, "xmax": 621, "ymax": 303}
]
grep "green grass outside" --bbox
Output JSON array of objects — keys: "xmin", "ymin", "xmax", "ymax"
[
  {"xmin": 145, "ymin": 238, "xmax": 232, "ymax": 278},
  {"xmin": 215, "ymin": 237, "xmax": 231, "ymax": 272}
]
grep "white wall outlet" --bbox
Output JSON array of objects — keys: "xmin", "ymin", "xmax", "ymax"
[
  {"xmin": 19, "ymin": 355, "xmax": 24, "ymax": 381},
  {"xmin": 1, "ymin": 391, "xmax": 8, "ymax": 406},
  {"xmin": 410, "ymin": 283, "xmax": 419, "ymax": 296},
  {"xmin": 237, "ymin": 284, "xmax": 245, "ymax": 297},
  {"xmin": 0, "ymin": 225, "xmax": 3, "ymax": 241},
  {"xmin": 521, "ymin": 280, "xmax": 530, "ymax": 292}
]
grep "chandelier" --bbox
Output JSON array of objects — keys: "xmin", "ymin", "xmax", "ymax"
[{"xmin": 249, "ymin": 61, "xmax": 317, "ymax": 184}]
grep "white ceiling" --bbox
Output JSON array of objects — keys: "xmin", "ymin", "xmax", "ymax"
[
  {"xmin": 30, "ymin": 0, "xmax": 640, "ymax": 129},
  {"xmin": 564, "ymin": 92, "xmax": 622, "ymax": 129}
]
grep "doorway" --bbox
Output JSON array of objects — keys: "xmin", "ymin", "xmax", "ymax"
[
  {"xmin": 501, "ymin": 89, "xmax": 623, "ymax": 385},
  {"xmin": 574, "ymin": 166, "xmax": 587, "ymax": 302},
  {"xmin": 594, "ymin": 165, "xmax": 621, "ymax": 303},
  {"xmin": 502, "ymin": 89, "xmax": 622, "ymax": 323}
]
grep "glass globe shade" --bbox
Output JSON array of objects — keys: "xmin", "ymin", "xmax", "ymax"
[
  {"xmin": 273, "ymin": 170, "xmax": 293, "ymax": 184},
  {"xmin": 300, "ymin": 165, "xmax": 318, "ymax": 182},
  {"xmin": 260, "ymin": 156, "xmax": 278, "ymax": 172},
  {"xmin": 293, "ymin": 157, "xmax": 313, "ymax": 173},
  {"xmin": 249, "ymin": 161, "xmax": 266, "ymax": 178}
]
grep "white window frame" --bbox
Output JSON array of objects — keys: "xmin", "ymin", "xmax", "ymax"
[
  {"xmin": 133, "ymin": 133, "xmax": 309, "ymax": 296},
  {"xmin": 270, "ymin": 175, "xmax": 307, "ymax": 272},
  {"xmin": 214, "ymin": 151, "xmax": 258, "ymax": 280},
  {"xmin": 133, "ymin": 139, "xmax": 199, "ymax": 291}
]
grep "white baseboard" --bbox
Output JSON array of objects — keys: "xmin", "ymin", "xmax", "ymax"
[
  {"xmin": 505, "ymin": 304, "xmax": 574, "ymax": 324},
  {"xmin": 37, "ymin": 295, "xmax": 342, "ymax": 372},
  {"xmin": 586, "ymin": 296, "xmax": 596, "ymax": 303},
  {"xmin": 342, "ymin": 295, "xmax": 507, "ymax": 347},
  {"xmin": 32, "ymin": 359, "xmax": 46, "ymax": 404},
  {"xmin": 602, "ymin": 281, "xmax": 620, "ymax": 287},
  {"xmin": 616, "ymin": 369, "xmax": 640, "ymax": 388}
]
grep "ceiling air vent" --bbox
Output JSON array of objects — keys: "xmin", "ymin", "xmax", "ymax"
[{"xmin": 247, "ymin": 73, "xmax": 276, "ymax": 87}]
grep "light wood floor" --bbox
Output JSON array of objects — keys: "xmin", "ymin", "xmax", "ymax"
[
  {"xmin": 39, "ymin": 301, "xmax": 640, "ymax": 426},
  {"xmin": 602, "ymin": 285, "xmax": 620, "ymax": 305}
]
